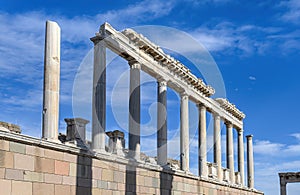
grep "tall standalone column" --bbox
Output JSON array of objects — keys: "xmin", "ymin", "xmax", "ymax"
[
  {"xmin": 180, "ymin": 92, "xmax": 189, "ymax": 171},
  {"xmin": 226, "ymin": 122, "xmax": 234, "ymax": 183},
  {"xmin": 42, "ymin": 21, "xmax": 61, "ymax": 141},
  {"xmin": 128, "ymin": 61, "xmax": 141, "ymax": 160},
  {"xmin": 246, "ymin": 135, "xmax": 254, "ymax": 189},
  {"xmin": 198, "ymin": 104, "xmax": 208, "ymax": 178},
  {"xmin": 213, "ymin": 113, "xmax": 222, "ymax": 180},
  {"xmin": 91, "ymin": 37, "xmax": 106, "ymax": 152},
  {"xmin": 238, "ymin": 129, "xmax": 245, "ymax": 185},
  {"xmin": 279, "ymin": 176, "xmax": 287, "ymax": 195},
  {"xmin": 157, "ymin": 80, "xmax": 167, "ymax": 166}
]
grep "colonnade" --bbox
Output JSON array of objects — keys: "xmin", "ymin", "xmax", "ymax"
[{"xmin": 90, "ymin": 38, "xmax": 254, "ymax": 187}]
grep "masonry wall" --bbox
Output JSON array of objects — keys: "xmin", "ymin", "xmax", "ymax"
[{"xmin": 0, "ymin": 131, "xmax": 263, "ymax": 195}]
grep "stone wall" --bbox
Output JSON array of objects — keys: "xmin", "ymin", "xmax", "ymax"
[{"xmin": 0, "ymin": 130, "xmax": 263, "ymax": 195}]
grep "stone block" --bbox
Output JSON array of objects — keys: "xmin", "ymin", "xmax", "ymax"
[
  {"xmin": 144, "ymin": 176, "xmax": 152, "ymax": 187},
  {"xmin": 0, "ymin": 139, "xmax": 9, "ymax": 151},
  {"xmin": 107, "ymin": 182, "xmax": 118, "ymax": 190},
  {"xmin": 12, "ymin": 180, "xmax": 32, "ymax": 195},
  {"xmin": 10, "ymin": 142, "xmax": 25, "ymax": 154},
  {"xmin": 77, "ymin": 164, "xmax": 92, "ymax": 178},
  {"xmin": 0, "ymin": 150, "xmax": 13, "ymax": 168},
  {"xmin": 102, "ymin": 169, "xmax": 113, "ymax": 181},
  {"xmin": 113, "ymin": 171, "xmax": 124, "ymax": 183},
  {"xmin": 26, "ymin": 145, "xmax": 45, "ymax": 157},
  {"xmin": 0, "ymin": 168, "xmax": 4, "ymax": 178},
  {"xmin": 35, "ymin": 157, "xmax": 55, "ymax": 173},
  {"xmin": 92, "ymin": 188, "xmax": 101, "ymax": 195},
  {"xmin": 55, "ymin": 185, "xmax": 70, "ymax": 195},
  {"xmin": 33, "ymin": 183, "xmax": 54, "ymax": 195},
  {"xmin": 55, "ymin": 160, "xmax": 69, "ymax": 176},
  {"xmin": 62, "ymin": 176, "xmax": 76, "ymax": 185},
  {"xmin": 118, "ymin": 183, "xmax": 125, "ymax": 191},
  {"xmin": 63, "ymin": 152, "xmax": 77, "ymax": 163},
  {"xmin": 98, "ymin": 180, "xmax": 108, "ymax": 189},
  {"xmin": 45, "ymin": 173, "xmax": 62, "ymax": 184},
  {"xmin": 92, "ymin": 167, "xmax": 102, "ymax": 180},
  {"xmin": 76, "ymin": 186, "xmax": 92, "ymax": 195},
  {"xmin": 136, "ymin": 175, "xmax": 144, "ymax": 186},
  {"xmin": 45, "ymin": 149, "xmax": 64, "ymax": 160},
  {"xmin": 14, "ymin": 153, "xmax": 34, "ymax": 171},
  {"xmin": 24, "ymin": 171, "xmax": 43, "ymax": 182},
  {"xmin": 6, "ymin": 168, "xmax": 23, "ymax": 180},
  {"xmin": 0, "ymin": 179, "xmax": 11, "ymax": 195},
  {"xmin": 69, "ymin": 163, "xmax": 76, "ymax": 177},
  {"xmin": 152, "ymin": 177, "xmax": 159, "ymax": 188}
]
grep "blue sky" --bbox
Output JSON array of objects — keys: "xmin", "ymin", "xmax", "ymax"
[{"xmin": 1, "ymin": 0, "xmax": 300, "ymax": 194}]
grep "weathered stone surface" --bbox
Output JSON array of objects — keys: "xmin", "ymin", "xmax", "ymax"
[
  {"xmin": 54, "ymin": 160, "xmax": 69, "ymax": 176},
  {"xmin": 35, "ymin": 157, "xmax": 55, "ymax": 174},
  {"xmin": 26, "ymin": 145, "xmax": 45, "ymax": 157},
  {"xmin": 14, "ymin": 153, "xmax": 34, "ymax": 171},
  {"xmin": 55, "ymin": 185, "xmax": 70, "ymax": 195},
  {"xmin": 0, "ymin": 139, "xmax": 9, "ymax": 151},
  {"xmin": 33, "ymin": 183, "xmax": 55, "ymax": 195},
  {"xmin": 0, "ymin": 121, "xmax": 21, "ymax": 133},
  {"xmin": 24, "ymin": 171, "xmax": 43, "ymax": 182},
  {"xmin": 10, "ymin": 142, "xmax": 25, "ymax": 154},
  {"xmin": 12, "ymin": 180, "xmax": 32, "ymax": 195},
  {"xmin": 0, "ymin": 179, "xmax": 11, "ymax": 194},
  {"xmin": 0, "ymin": 150, "xmax": 13, "ymax": 168},
  {"xmin": 5, "ymin": 168, "xmax": 23, "ymax": 180},
  {"xmin": 44, "ymin": 173, "xmax": 62, "ymax": 184}
]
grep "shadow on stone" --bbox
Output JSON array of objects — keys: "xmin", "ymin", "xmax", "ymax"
[
  {"xmin": 160, "ymin": 167, "xmax": 174, "ymax": 195},
  {"xmin": 125, "ymin": 163, "xmax": 137, "ymax": 195},
  {"xmin": 76, "ymin": 150, "xmax": 93, "ymax": 195}
]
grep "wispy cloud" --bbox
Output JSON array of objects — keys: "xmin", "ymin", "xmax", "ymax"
[
  {"xmin": 279, "ymin": 0, "xmax": 300, "ymax": 24},
  {"xmin": 249, "ymin": 76, "xmax": 256, "ymax": 81}
]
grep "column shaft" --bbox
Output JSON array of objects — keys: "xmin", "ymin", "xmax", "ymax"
[
  {"xmin": 238, "ymin": 130, "xmax": 245, "ymax": 185},
  {"xmin": 91, "ymin": 39, "xmax": 106, "ymax": 152},
  {"xmin": 128, "ymin": 62, "xmax": 141, "ymax": 160},
  {"xmin": 280, "ymin": 183, "xmax": 286, "ymax": 195},
  {"xmin": 213, "ymin": 114, "xmax": 222, "ymax": 180},
  {"xmin": 42, "ymin": 21, "xmax": 61, "ymax": 141},
  {"xmin": 226, "ymin": 122, "xmax": 234, "ymax": 183},
  {"xmin": 198, "ymin": 104, "xmax": 208, "ymax": 178},
  {"xmin": 157, "ymin": 81, "xmax": 167, "ymax": 166},
  {"xmin": 180, "ymin": 93, "xmax": 189, "ymax": 171},
  {"xmin": 247, "ymin": 135, "xmax": 254, "ymax": 189}
]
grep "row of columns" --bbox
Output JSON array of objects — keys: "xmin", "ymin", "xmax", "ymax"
[{"xmin": 90, "ymin": 40, "xmax": 255, "ymax": 188}]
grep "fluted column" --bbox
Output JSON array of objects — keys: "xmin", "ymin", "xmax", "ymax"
[
  {"xmin": 42, "ymin": 21, "xmax": 61, "ymax": 141},
  {"xmin": 198, "ymin": 104, "xmax": 208, "ymax": 178},
  {"xmin": 91, "ymin": 37, "xmax": 106, "ymax": 152},
  {"xmin": 238, "ymin": 129, "xmax": 245, "ymax": 185},
  {"xmin": 157, "ymin": 80, "xmax": 167, "ymax": 166},
  {"xmin": 246, "ymin": 135, "xmax": 254, "ymax": 189},
  {"xmin": 128, "ymin": 61, "xmax": 141, "ymax": 160},
  {"xmin": 180, "ymin": 92, "xmax": 189, "ymax": 171},
  {"xmin": 226, "ymin": 122, "xmax": 234, "ymax": 183},
  {"xmin": 213, "ymin": 113, "xmax": 222, "ymax": 180}
]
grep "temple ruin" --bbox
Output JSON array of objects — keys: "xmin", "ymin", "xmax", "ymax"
[{"xmin": 0, "ymin": 21, "xmax": 264, "ymax": 194}]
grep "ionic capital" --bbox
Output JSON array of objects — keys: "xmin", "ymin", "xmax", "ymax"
[
  {"xmin": 246, "ymin": 134, "xmax": 253, "ymax": 139},
  {"xmin": 157, "ymin": 80, "xmax": 167, "ymax": 87},
  {"xmin": 197, "ymin": 103, "xmax": 206, "ymax": 111},
  {"xmin": 224, "ymin": 121, "xmax": 233, "ymax": 128},
  {"xmin": 180, "ymin": 91, "xmax": 189, "ymax": 98}
]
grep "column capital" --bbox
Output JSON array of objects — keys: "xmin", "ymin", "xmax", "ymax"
[
  {"xmin": 128, "ymin": 60, "xmax": 141, "ymax": 69},
  {"xmin": 246, "ymin": 134, "xmax": 253, "ymax": 139},
  {"xmin": 212, "ymin": 112, "xmax": 220, "ymax": 119},
  {"xmin": 180, "ymin": 91, "xmax": 189, "ymax": 98},
  {"xmin": 225, "ymin": 121, "xmax": 233, "ymax": 128},
  {"xmin": 157, "ymin": 80, "xmax": 167, "ymax": 87},
  {"xmin": 197, "ymin": 103, "xmax": 206, "ymax": 110},
  {"xmin": 90, "ymin": 36, "xmax": 104, "ymax": 45}
]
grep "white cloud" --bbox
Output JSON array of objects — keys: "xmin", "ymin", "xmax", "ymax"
[
  {"xmin": 249, "ymin": 76, "xmax": 256, "ymax": 81},
  {"xmin": 279, "ymin": 0, "xmax": 300, "ymax": 24}
]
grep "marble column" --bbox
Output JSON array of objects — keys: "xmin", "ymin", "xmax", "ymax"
[
  {"xmin": 42, "ymin": 21, "xmax": 61, "ymax": 141},
  {"xmin": 198, "ymin": 104, "xmax": 208, "ymax": 178},
  {"xmin": 226, "ymin": 122, "xmax": 234, "ymax": 183},
  {"xmin": 246, "ymin": 135, "xmax": 254, "ymax": 189},
  {"xmin": 213, "ymin": 113, "xmax": 222, "ymax": 180},
  {"xmin": 180, "ymin": 92, "xmax": 189, "ymax": 171},
  {"xmin": 91, "ymin": 38, "xmax": 106, "ymax": 152},
  {"xmin": 238, "ymin": 129, "xmax": 245, "ymax": 185},
  {"xmin": 128, "ymin": 61, "xmax": 141, "ymax": 160},
  {"xmin": 157, "ymin": 80, "xmax": 167, "ymax": 166}
]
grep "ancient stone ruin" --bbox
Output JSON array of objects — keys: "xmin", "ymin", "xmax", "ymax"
[{"xmin": 0, "ymin": 21, "xmax": 264, "ymax": 194}]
